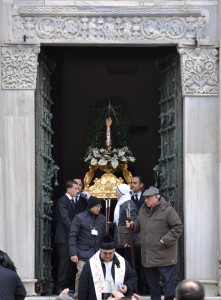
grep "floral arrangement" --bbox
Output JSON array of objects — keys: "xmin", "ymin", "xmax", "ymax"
[{"xmin": 84, "ymin": 146, "xmax": 136, "ymax": 169}]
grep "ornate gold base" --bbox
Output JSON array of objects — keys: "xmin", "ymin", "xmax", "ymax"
[{"xmin": 84, "ymin": 164, "xmax": 132, "ymax": 199}]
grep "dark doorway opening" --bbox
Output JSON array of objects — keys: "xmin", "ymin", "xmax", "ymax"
[
  {"xmin": 46, "ymin": 46, "xmax": 175, "ymax": 192},
  {"xmin": 38, "ymin": 45, "xmax": 180, "ymax": 293}
]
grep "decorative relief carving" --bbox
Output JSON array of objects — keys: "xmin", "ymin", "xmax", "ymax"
[
  {"xmin": 11, "ymin": 15, "xmax": 206, "ymax": 43},
  {"xmin": 1, "ymin": 45, "xmax": 40, "ymax": 89},
  {"xmin": 178, "ymin": 47, "xmax": 219, "ymax": 96}
]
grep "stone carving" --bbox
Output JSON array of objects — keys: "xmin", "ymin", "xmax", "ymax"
[
  {"xmin": 1, "ymin": 45, "xmax": 40, "ymax": 89},
  {"xmin": 179, "ymin": 47, "xmax": 219, "ymax": 96},
  {"xmin": 11, "ymin": 15, "xmax": 206, "ymax": 43}
]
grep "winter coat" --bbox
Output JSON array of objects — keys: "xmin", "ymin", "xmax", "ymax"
[
  {"xmin": 69, "ymin": 210, "xmax": 106, "ymax": 261},
  {"xmin": 134, "ymin": 197, "xmax": 183, "ymax": 267}
]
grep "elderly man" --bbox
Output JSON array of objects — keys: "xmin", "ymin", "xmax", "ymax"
[
  {"xmin": 127, "ymin": 186, "xmax": 183, "ymax": 300},
  {"xmin": 69, "ymin": 196, "xmax": 106, "ymax": 300},
  {"xmin": 78, "ymin": 234, "xmax": 137, "ymax": 300}
]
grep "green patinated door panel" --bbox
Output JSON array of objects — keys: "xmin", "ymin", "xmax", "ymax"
[
  {"xmin": 35, "ymin": 51, "xmax": 59, "ymax": 294},
  {"xmin": 156, "ymin": 52, "xmax": 184, "ymax": 281}
]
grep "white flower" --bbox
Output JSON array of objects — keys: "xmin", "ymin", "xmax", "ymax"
[
  {"xmin": 111, "ymin": 160, "xmax": 119, "ymax": 169},
  {"xmin": 84, "ymin": 146, "xmax": 135, "ymax": 168},
  {"xmin": 129, "ymin": 156, "xmax": 135, "ymax": 162},
  {"xmin": 118, "ymin": 150, "xmax": 125, "ymax": 156},
  {"xmin": 92, "ymin": 149, "xmax": 100, "ymax": 158},
  {"xmin": 98, "ymin": 158, "xmax": 107, "ymax": 165},
  {"xmin": 91, "ymin": 158, "xmax": 98, "ymax": 165}
]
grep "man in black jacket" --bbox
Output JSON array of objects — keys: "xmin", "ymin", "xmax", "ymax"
[
  {"xmin": 54, "ymin": 180, "xmax": 80, "ymax": 294},
  {"xmin": 72, "ymin": 177, "xmax": 89, "ymax": 214},
  {"xmin": 130, "ymin": 176, "xmax": 148, "ymax": 295},
  {"xmin": 69, "ymin": 197, "xmax": 106, "ymax": 300},
  {"xmin": 78, "ymin": 234, "xmax": 137, "ymax": 300}
]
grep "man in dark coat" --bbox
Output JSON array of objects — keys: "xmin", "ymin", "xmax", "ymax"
[
  {"xmin": 131, "ymin": 176, "xmax": 145, "ymax": 210},
  {"xmin": 69, "ymin": 197, "xmax": 106, "ymax": 300},
  {"xmin": 130, "ymin": 176, "xmax": 147, "ymax": 294},
  {"xmin": 78, "ymin": 234, "xmax": 137, "ymax": 300},
  {"xmin": 0, "ymin": 250, "xmax": 27, "ymax": 300},
  {"xmin": 72, "ymin": 177, "xmax": 89, "ymax": 214},
  {"xmin": 127, "ymin": 186, "xmax": 183, "ymax": 300},
  {"xmin": 54, "ymin": 180, "xmax": 80, "ymax": 294}
]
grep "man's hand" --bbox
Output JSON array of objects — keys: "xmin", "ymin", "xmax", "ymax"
[
  {"xmin": 112, "ymin": 291, "xmax": 125, "ymax": 299},
  {"xmin": 81, "ymin": 191, "xmax": 90, "ymax": 199},
  {"xmin": 59, "ymin": 288, "xmax": 69, "ymax": 296},
  {"xmin": 70, "ymin": 255, "xmax": 78, "ymax": 263},
  {"xmin": 120, "ymin": 284, "xmax": 128, "ymax": 293},
  {"xmin": 133, "ymin": 293, "xmax": 142, "ymax": 300},
  {"xmin": 126, "ymin": 220, "xmax": 133, "ymax": 228}
]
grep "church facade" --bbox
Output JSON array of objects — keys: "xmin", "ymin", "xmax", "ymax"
[{"xmin": 0, "ymin": 0, "xmax": 221, "ymax": 297}]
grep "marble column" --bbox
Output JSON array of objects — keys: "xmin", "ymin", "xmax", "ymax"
[
  {"xmin": 178, "ymin": 46, "xmax": 219, "ymax": 296},
  {"xmin": 1, "ymin": 44, "xmax": 40, "ymax": 295},
  {"xmin": 218, "ymin": 1, "xmax": 221, "ymax": 295}
]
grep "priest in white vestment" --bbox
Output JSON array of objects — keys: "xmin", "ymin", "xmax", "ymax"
[{"xmin": 78, "ymin": 234, "xmax": 137, "ymax": 300}]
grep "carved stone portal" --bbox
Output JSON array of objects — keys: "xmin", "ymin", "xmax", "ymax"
[{"xmin": 10, "ymin": 5, "xmax": 206, "ymax": 44}]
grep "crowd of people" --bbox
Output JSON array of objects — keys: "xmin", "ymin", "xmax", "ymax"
[
  {"xmin": 0, "ymin": 176, "xmax": 206, "ymax": 300},
  {"xmin": 53, "ymin": 176, "xmax": 183, "ymax": 300}
]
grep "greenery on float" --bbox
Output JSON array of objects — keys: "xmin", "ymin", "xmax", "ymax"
[{"xmin": 87, "ymin": 95, "xmax": 129, "ymax": 148}]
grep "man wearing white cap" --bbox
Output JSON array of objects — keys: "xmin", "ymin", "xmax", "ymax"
[
  {"xmin": 113, "ymin": 184, "xmax": 137, "ymax": 265},
  {"xmin": 127, "ymin": 186, "xmax": 183, "ymax": 300}
]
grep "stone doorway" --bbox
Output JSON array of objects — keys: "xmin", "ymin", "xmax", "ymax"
[{"xmin": 35, "ymin": 45, "xmax": 183, "ymax": 294}]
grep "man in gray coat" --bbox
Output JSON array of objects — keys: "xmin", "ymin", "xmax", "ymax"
[{"xmin": 127, "ymin": 186, "xmax": 183, "ymax": 300}]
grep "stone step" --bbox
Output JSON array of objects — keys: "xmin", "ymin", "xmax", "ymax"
[{"xmin": 25, "ymin": 297, "xmax": 221, "ymax": 300}]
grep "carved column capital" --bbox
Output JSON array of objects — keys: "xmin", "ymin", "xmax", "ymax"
[
  {"xmin": 178, "ymin": 46, "xmax": 219, "ymax": 96},
  {"xmin": 1, "ymin": 44, "xmax": 40, "ymax": 89}
]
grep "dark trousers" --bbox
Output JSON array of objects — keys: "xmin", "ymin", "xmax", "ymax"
[
  {"xmin": 56, "ymin": 243, "xmax": 76, "ymax": 292},
  {"xmin": 136, "ymin": 247, "xmax": 149, "ymax": 295},
  {"xmin": 145, "ymin": 265, "xmax": 176, "ymax": 300}
]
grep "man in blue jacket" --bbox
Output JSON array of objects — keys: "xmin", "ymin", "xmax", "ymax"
[{"xmin": 69, "ymin": 196, "xmax": 106, "ymax": 300}]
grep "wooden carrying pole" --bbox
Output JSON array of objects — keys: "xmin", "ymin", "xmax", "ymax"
[
  {"xmin": 105, "ymin": 198, "xmax": 111, "ymax": 233},
  {"xmin": 126, "ymin": 205, "xmax": 137, "ymax": 272}
]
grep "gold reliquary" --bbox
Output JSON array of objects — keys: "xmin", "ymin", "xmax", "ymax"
[{"xmin": 84, "ymin": 164, "xmax": 132, "ymax": 199}]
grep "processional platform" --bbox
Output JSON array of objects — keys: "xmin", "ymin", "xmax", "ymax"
[{"xmin": 84, "ymin": 164, "xmax": 132, "ymax": 199}]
